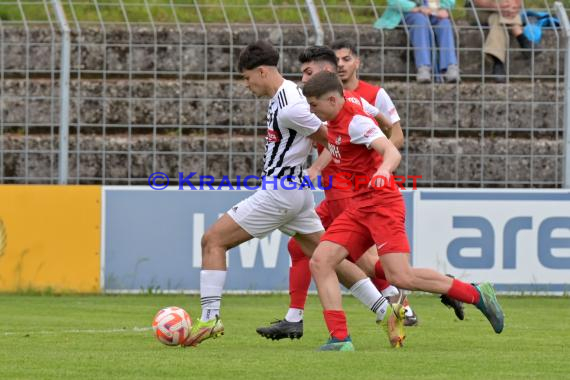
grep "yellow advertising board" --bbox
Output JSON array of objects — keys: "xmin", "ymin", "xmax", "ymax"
[{"xmin": 0, "ymin": 186, "xmax": 101, "ymax": 292}]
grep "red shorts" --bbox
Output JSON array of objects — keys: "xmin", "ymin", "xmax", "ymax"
[
  {"xmin": 314, "ymin": 197, "xmax": 354, "ymax": 230},
  {"xmin": 321, "ymin": 192, "xmax": 410, "ymax": 262}
]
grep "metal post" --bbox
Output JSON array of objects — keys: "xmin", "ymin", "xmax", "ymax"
[
  {"xmin": 305, "ymin": 1, "xmax": 324, "ymax": 164},
  {"xmin": 305, "ymin": 0, "xmax": 324, "ymax": 46},
  {"xmin": 52, "ymin": 0, "xmax": 70, "ymax": 184},
  {"xmin": 554, "ymin": 2, "xmax": 570, "ymax": 188}
]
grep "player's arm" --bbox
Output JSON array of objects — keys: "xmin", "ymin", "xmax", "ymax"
[
  {"xmin": 369, "ymin": 137, "xmax": 401, "ymax": 187},
  {"xmin": 389, "ymin": 121, "xmax": 404, "ymax": 149},
  {"xmin": 307, "ymin": 148, "xmax": 332, "ymax": 181},
  {"xmin": 360, "ymin": 97, "xmax": 392, "ymax": 136},
  {"xmin": 348, "ymin": 115, "xmax": 401, "ymax": 186},
  {"xmin": 375, "ymin": 88, "xmax": 404, "ymax": 149},
  {"xmin": 374, "ymin": 114, "xmax": 393, "ymax": 138},
  {"xmin": 308, "ymin": 123, "xmax": 329, "ymax": 147}
]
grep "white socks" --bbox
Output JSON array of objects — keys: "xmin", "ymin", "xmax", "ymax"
[
  {"xmin": 285, "ymin": 308, "xmax": 304, "ymax": 323},
  {"xmin": 380, "ymin": 285, "xmax": 399, "ymax": 298},
  {"xmin": 200, "ymin": 270, "xmax": 227, "ymax": 321},
  {"xmin": 350, "ymin": 278, "xmax": 388, "ymax": 322}
]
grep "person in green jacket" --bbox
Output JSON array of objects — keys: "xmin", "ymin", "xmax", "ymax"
[{"xmin": 374, "ymin": 0, "xmax": 460, "ymax": 83}]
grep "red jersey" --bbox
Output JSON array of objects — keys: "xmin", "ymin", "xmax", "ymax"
[
  {"xmin": 353, "ymin": 80, "xmax": 380, "ymax": 106},
  {"xmin": 353, "ymin": 80, "xmax": 400, "ymax": 125},
  {"xmin": 326, "ymin": 99, "xmax": 398, "ymax": 199},
  {"xmin": 320, "ymin": 89, "xmax": 381, "ymax": 200}
]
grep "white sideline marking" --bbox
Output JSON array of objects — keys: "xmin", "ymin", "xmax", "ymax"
[{"xmin": 2, "ymin": 326, "xmax": 152, "ymax": 336}]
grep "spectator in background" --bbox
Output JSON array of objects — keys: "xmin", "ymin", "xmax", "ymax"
[
  {"xmin": 374, "ymin": 0, "xmax": 460, "ymax": 83},
  {"xmin": 468, "ymin": 0, "xmax": 537, "ymax": 83}
]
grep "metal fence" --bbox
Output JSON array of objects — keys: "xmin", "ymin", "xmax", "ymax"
[{"xmin": 0, "ymin": 0, "xmax": 568, "ymax": 187}]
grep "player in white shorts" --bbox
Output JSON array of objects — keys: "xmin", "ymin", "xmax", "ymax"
[{"xmin": 184, "ymin": 40, "xmax": 396, "ymax": 348}]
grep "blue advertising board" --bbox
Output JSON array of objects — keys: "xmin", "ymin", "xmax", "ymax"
[{"xmin": 103, "ymin": 188, "xmax": 413, "ymax": 292}]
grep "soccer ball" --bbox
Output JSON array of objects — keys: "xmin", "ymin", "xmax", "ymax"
[{"xmin": 152, "ymin": 306, "xmax": 192, "ymax": 346}]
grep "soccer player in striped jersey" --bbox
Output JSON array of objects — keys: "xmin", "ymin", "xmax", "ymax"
[
  {"xmin": 185, "ymin": 40, "xmax": 396, "ymax": 347},
  {"xmin": 303, "ymin": 71, "xmax": 504, "ymax": 352}
]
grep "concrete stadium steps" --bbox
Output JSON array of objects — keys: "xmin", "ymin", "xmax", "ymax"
[
  {"xmin": 0, "ymin": 24, "xmax": 562, "ymax": 78},
  {"xmin": 0, "ymin": 79, "xmax": 562, "ymax": 133},
  {"xmin": 0, "ymin": 134, "xmax": 561, "ymax": 186},
  {"xmin": 0, "ymin": 24, "xmax": 564, "ymax": 186}
]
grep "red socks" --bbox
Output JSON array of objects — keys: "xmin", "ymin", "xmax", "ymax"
[
  {"xmin": 373, "ymin": 260, "xmax": 390, "ymax": 291},
  {"xmin": 372, "ymin": 278, "xmax": 390, "ymax": 292},
  {"xmin": 288, "ymin": 238, "xmax": 311, "ymax": 310},
  {"xmin": 323, "ymin": 310, "xmax": 349, "ymax": 340},
  {"xmin": 447, "ymin": 278, "xmax": 481, "ymax": 304}
]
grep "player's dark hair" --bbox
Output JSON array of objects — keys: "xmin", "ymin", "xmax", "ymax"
[
  {"xmin": 237, "ymin": 40, "xmax": 280, "ymax": 72},
  {"xmin": 298, "ymin": 45, "xmax": 338, "ymax": 70},
  {"xmin": 331, "ymin": 38, "xmax": 358, "ymax": 56},
  {"xmin": 302, "ymin": 71, "xmax": 344, "ymax": 98}
]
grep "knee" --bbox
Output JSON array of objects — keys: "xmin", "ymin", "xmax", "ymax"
[
  {"xmin": 309, "ymin": 250, "xmax": 333, "ymax": 276},
  {"xmin": 201, "ymin": 229, "xmax": 219, "ymax": 254},
  {"xmin": 309, "ymin": 254, "xmax": 323, "ymax": 275},
  {"xmin": 406, "ymin": 12, "xmax": 429, "ymax": 27},
  {"xmin": 437, "ymin": 18, "xmax": 452, "ymax": 29}
]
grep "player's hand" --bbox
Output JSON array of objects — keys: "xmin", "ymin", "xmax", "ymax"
[
  {"xmin": 369, "ymin": 169, "xmax": 391, "ymax": 189},
  {"xmin": 306, "ymin": 166, "xmax": 320, "ymax": 182}
]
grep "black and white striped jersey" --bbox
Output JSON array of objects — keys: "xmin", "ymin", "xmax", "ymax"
[{"xmin": 263, "ymin": 79, "xmax": 321, "ymax": 181}]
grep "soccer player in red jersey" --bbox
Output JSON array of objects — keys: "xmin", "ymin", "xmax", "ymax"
[
  {"xmin": 332, "ymin": 39, "xmax": 404, "ymax": 150},
  {"xmin": 303, "ymin": 71, "xmax": 504, "ymax": 351},
  {"xmin": 257, "ymin": 46, "xmax": 462, "ymax": 343},
  {"xmin": 333, "ymin": 38, "xmax": 466, "ymax": 324},
  {"xmin": 256, "ymin": 46, "xmax": 407, "ymax": 347}
]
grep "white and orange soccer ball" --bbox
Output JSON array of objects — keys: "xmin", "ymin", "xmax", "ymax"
[{"xmin": 152, "ymin": 306, "xmax": 192, "ymax": 346}]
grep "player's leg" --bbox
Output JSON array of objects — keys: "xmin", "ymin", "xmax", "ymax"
[
  {"xmin": 440, "ymin": 274, "xmax": 465, "ymax": 320},
  {"xmin": 184, "ymin": 213, "xmax": 252, "ymax": 347},
  {"xmin": 310, "ymin": 240, "xmax": 354, "ymax": 351},
  {"xmin": 286, "ymin": 201, "xmax": 333, "ymax": 321},
  {"xmin": 311, "ymin": 211, "xmax": 406, "ymax": 350},
  {"xmin": 287, "ymin": 238, "xmax": 310, "ymax": 319},
  {"xmin": 201, "ymin": 214, "xmax": 253, "ymax": 270},
  {"xmin": 371, "ymin": 196, "xmax": 501, "ymax": 332},
  {"xmin": 188, "ymin": 188, "xmax": 308, "ymax": 347},
  {"xmin": 356, "ymin": 248, "xmax": 418, "ymax": 325},
  {"xmin": 255, "ymin": 235, "xmax": 316, "ymax": 340},
  {"xmin": 359, "ymin": 245, "xmax": 464, "ymax": 322},
  {"xmin": 324, "ymin": 198, "xmax": 404, "ymax": 334},
  {"xmin": 256, "ymin": 198, "xmax": 331, "ymax": 340},
  {"xmin": 379, "ymin": 249, "xmax": 504, "ymax": 334},
  {"xmin": 293, "ymin": 214, "xmax": 395, "ymax": 329}
]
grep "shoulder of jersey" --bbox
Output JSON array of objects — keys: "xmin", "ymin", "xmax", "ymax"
[
  {"xmin": 360, "ymin": 80, "xmax": 380, "ymax": 92},
  {"xmin": 274, "ymin": 80, "xmax": 304, "ymax": 109}
]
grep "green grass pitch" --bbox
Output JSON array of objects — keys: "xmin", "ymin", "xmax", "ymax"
[{"xmin": 1, "ymin": 294, "xmax": 569, "ymax": 380}]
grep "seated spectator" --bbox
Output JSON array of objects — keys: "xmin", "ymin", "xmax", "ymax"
[
  {"xmin": 467, "ymin": 0, "xmax": 537, "ymax": 83},
  {"xmin": 374, "ymin": 0, "xmax": 460, "ymax": 83}
]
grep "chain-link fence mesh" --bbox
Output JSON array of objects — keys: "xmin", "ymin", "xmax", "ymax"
[{"xmin": 0, "ymin": 0, "xmax": 567, "ymax": 186}]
